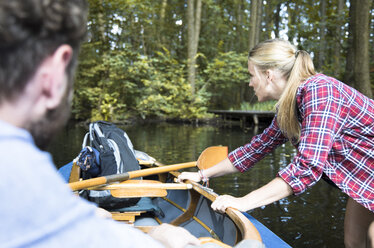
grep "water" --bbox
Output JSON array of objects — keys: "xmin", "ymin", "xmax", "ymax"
[{"xmin": 48, "ymin": 122, "xmax": 347, "ymax": 247}]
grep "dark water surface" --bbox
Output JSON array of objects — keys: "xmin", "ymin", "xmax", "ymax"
[{"xmin": 48, "ymin": 122, "xmax": 347, "ymax": 248}]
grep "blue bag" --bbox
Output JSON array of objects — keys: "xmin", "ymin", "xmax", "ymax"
[{"xmin": 75, "ymin": 146, "xmax": 101, "ymax": 178}]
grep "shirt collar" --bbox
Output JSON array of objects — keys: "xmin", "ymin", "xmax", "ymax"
[{"xmin": 0, "ymin": 119, "xmax": 34, "ymax": 143}]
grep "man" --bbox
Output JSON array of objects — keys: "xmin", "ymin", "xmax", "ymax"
[{"xmin": 0, "ymin": 0, "xmax": 200, "ymax": 247}]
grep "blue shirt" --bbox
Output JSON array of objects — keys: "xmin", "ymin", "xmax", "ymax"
[{"xmin": 0, "ymin": 120, "xmax": 164, "ymax": 248}]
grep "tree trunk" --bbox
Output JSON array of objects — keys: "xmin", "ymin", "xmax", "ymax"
[
  {"xmin": 286, "ymin": 2, "xmax": 298, "ymax": 43},
  {"xmin": 248, "ymin": 0, "xmax": 259, "ymax": 50},
  {"xmin": 344, "ymin": 0, "xmax": 355, "ymax": 87},
  {"xmin": 274, "ymin": 3, "xmax": 281, "ymax": 38},
  {"xmin": 193, "ymin": 0, "xmax": 202, "ymax": 56},
  {"xmin": 97, "ymin": 1, "xmax": 108, "ymax": 52},
  {"xmin": 236, "ymin": 0, "xmax": 243, "ymax": 52},
  {"xmin": 187, "ymin": 0, "xmax": 202, "ymax": 94},
  {"xmin": 333, "ymin": 0, "xmax": 344, "ymax": 78},
  {"xmin": 255, "ymin": 0, "xmax": 262, "ymax": 43},
  {"xmin": 351, "ymin": 0, "xmax": 372, "ymax": 97},
  {"xmin": 318, "ymin": 0, "xmax": 327, "ymax": 70},
  {"xmin": 159, "ymin": 0, "xmax": 168, "ymax": 46}
]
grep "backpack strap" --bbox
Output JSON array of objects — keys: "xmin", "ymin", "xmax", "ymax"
[
  {"xmin": 90, "ymin": 122, "xmax": 117, "ymax": 176},
  {"xmin": 90, "ymin": 122, "xmax": 112, "ymax": 153},
  {"xmin": 82, "ymin": 132, "xmax": 89, "ymax": 149}
]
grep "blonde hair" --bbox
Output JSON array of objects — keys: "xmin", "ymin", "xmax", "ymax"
[{"xmin": 248, "ymin": 39, "xmax": 316, "ymax": 141}]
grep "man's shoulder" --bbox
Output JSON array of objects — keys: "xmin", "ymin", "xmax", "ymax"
[
  {"xmin": 0, "ymin": 120, "xmax": 47, "ymax": 162},
  {"xmin": 0, "ymin": 120, "xmax": 35, "ymax": 156}
]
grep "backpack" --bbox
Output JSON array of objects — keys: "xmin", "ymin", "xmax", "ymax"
[{"xmin": 78, "ymin": 121, "xmax": 141, "ymax": 210}]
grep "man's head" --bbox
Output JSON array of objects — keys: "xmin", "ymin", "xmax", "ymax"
[{"xmin": 0, "ymin": 0, "xmax": 87, "ymax": 149}]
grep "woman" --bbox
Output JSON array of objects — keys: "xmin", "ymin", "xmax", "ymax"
[{"xmin": 178, "ymin": 39, "xmax": 374, "ymax": 247}]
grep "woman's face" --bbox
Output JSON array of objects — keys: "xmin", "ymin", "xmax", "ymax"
[
  {"xmin": 248, "ymin": 61, "xmax": 270, "ymax": 102},
  {"xmin": 247, "ymin": 61, "xmax": 286, "ymax": 101}
]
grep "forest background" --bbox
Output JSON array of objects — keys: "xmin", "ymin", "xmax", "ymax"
[{"xmin": 73, "ymin": 0, "xmax": 374, "ymax": 123}]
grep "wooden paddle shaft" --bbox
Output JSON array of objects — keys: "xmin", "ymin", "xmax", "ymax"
[
  {"xmin": 69, "ymin": 161, "xmax": 196, "ymax": 191},
  {"xmin": 95, "ymin": 183, "xmax": 192, "ymax": 190},
  {"xmin": 128, "ymin": 161, "xmax": 196, "ymax": 178}
]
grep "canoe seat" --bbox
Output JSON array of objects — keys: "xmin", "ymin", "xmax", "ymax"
[
  {"xmin": 110, "ymin": 197, "xmax": 164, "ymax": 224},
  {"xmin": 111, "ymin": 211, "xmax": 144, "ymax": 223},
  {"xmin": 113, "ymin": 197, "xmax": 162, "ymax": 214}
]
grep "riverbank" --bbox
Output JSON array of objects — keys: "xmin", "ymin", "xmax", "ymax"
[
  {"xmin": 71, "ymin": 115, "xmax": 274, "ymax": 131},
  {"xmin": 71, "ymin": 108, "xmax": 275, "ymax": 129},
  {"xmin": 71, "ymin": 116, "xmax": 221, "ymax": 128}
]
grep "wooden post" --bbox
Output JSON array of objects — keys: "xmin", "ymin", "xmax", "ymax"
[{"xmin": 253, "ymin": 114, "xmax": 259, "ymax": 126}]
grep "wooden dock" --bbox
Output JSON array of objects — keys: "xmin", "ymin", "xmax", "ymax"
[{"xmin": 208, "ymin": 110, "xmax": 275, "ymax": 127}]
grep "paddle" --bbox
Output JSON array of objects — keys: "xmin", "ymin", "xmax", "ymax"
[
  {"xmin": 68, "ymin": 146, "xmax": 228, "ymax": 192},
  {"xmin": 91, "ymin": 180, "xmax": 192, "ymax": 198},
  {"xmin": 196, "ymin": 145, "xmax": 228, "ymax": 170}
]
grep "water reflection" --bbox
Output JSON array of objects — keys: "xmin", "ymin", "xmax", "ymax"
[{"xmin": 48, "ymin": 122, "xmax": 347, "ymax": 248}]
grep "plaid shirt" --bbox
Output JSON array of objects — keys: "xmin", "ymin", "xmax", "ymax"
[{"xmin": 228, "ymin": 74, "xmax": 374, "ymax": 211}]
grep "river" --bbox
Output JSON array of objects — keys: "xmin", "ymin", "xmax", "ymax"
[{"xmin": 48, "ymin": 121, "xmax": 347, "ymax": 247}]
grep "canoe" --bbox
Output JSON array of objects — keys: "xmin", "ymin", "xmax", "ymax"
[{"xmin": 60, "ymin": 152, "xmax": 291, "ymax": 248}]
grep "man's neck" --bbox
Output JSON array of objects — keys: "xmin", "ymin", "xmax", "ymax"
[{"xmin": 0, "ymin": 100, "xmax": 33, "ymax": 129}]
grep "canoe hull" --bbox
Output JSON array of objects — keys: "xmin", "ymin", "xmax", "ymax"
[{"xmin": 61, "ymin": 157, "xmax": 291, "ymax": 247}]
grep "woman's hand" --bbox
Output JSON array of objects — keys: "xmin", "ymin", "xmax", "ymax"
[
  {"xmin": 177, "ymin": 172, "xmax": 201, "ymax": 183},
  {"xmin": 211, "ymin": 195, "xmax": 248, "ymax": 213},
  {"xmin": 211, "ymin": 178, "xmax": 294, "ymax": 214}
]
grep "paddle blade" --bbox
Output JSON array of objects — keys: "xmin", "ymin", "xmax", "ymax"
[
  {"xmin": 110, "ymin": 180, "xmax": 167, "ymax": 198},
  {"xmin": 197, "ymin": 146, "xmax": 228, "ymax": 170}
]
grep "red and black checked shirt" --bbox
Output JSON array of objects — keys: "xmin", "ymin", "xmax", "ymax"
[{"xmin": 228, "ymin": 74, "xmax": 374, "ymax": 211}]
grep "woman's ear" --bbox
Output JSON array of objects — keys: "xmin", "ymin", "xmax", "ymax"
[{"xmin": 265, "ymin": 69, "xmax": 274, "ymax": 84}]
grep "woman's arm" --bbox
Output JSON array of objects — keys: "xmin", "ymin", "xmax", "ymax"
[
  {"xmin": 178, "ymin": 157, "xmax": 239, "ymax": 182},
  {"xmin": 179, "ymin": 117, "xmax": 288, "ymax": 183},
  {"xmin": 203, "ymin": 157, "xmax": 239, "ymax": 178},
  {"xmin": 211, "ymin": 177, "xmax": 293, "ymax": 213}
]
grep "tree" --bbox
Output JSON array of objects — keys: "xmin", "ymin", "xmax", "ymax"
[
  {"xmin": 345, "ymin": 0, "xmax": 372, "ymax": 97},
  {"xmin": 187, "ymin": 0, "xmax": 202, "ymax": 94},
  {"xmin": 317, "ymin": 0, "xmax": 327, "ymax": 69},
  {"xmin": 72, "ymin": 1, "xmax": 374, "ymax": 122},
  {"xmin": 248, "ymin": 0, "xmax": 262, "ymax": 50},
  {"xmin": 159, "ymin": 0, "xmax": 168, "ymax": 46},
  {"xmin": 333, "ymin": 0, "xmax": 344, "ymax": 77}
]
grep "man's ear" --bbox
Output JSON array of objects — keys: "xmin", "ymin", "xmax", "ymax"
[{"xmin": 40, "ymin": 45, "xmax": 73, "ymax": 110}]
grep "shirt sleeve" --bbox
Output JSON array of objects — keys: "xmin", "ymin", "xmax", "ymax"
[
  {"xmin": 278, "ymin": 80, "xmax": 344, "ymax": 195},
  {"xmin": 228, "ymin": 116, "xmax": 288, "ymax": 172}
]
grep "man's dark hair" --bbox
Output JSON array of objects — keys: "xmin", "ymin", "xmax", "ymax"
[{"xmin": 0, "ymin": 0, "xmax": 88, "ymax": 102}]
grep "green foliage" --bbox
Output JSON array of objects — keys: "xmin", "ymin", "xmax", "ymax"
[
  {"xmin": 204, "ymin": 51, "xmax": 250, "ymax": 109},
  {"xmin": 74, "ymin": 44, "xmax": 212, "ymax": 121},
  {"xmin": 205, "ymin": 51, "xmax": 248, "ymax": 88},
  {"xmin": 135, "ymin": 49, "xmax": 210, "ymax": 119},
  {"xmin": 238, "ymin": 101, "xmax": 277, "ymax": 111},
  {"xmin": 70, "ymin": 0, "xmax": 374, "ymax": 123}
]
